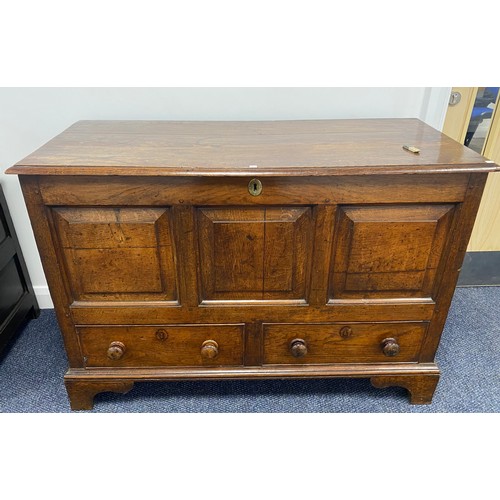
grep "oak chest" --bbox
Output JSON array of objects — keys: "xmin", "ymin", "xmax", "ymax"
[{"xmin": 8, "ymin": 119, "xmax": 496, "ymax": 409}]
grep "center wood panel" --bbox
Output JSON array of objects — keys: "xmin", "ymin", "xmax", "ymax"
[{"xmin": 197, "ymin": 206, "xmax": 313, "ymax": 302}]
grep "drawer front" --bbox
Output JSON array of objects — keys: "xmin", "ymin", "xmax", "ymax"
[
  {"xmin": 78, "ymin": 324, "xmax": 244, "ymax": 367},
  {"xmin": 263, "ymin": 322, "xmax": 427, "ymax": 364}
]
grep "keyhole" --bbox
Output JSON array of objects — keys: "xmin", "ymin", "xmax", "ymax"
[{"xmin": 248, "ymin": 178, "xmax": 262, "ymax": 196}]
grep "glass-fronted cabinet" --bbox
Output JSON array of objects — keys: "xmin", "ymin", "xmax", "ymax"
[{"xmin": 464, "ymin": 87, "xmax": 499, "ymax": 153}]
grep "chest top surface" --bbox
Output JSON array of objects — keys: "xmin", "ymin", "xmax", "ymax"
[{"xmin": 7, "ymin": 118, "xmax": 494, "ymax": 177}]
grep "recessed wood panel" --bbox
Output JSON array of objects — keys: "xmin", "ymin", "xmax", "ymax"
[
  {"xmin": 52, "ymin": 207, "xmax": 177, "ymax": 301},
  {"xmin": 197, "ymin": 206, "xmax": 312, "ymax": 302},
  {"xmin": 74, "ymin": 248, "xmax": 162, "ymax": 293},
  {"xmin": 330, "ymin": 204, "xmax": 456, "ymax": 299}
]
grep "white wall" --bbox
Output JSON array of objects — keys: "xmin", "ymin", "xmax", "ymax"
[{"xmin": 0, "ymin": 87, "xmax": 451, "ymax": 308}]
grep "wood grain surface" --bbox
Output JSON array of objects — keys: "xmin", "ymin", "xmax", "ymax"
[
  {"xmin": 7, "ymin": 119, "xmax": 497, "ymax": 176},
  {"xmin": 263, "ymin": 322, "xmax": 427, "ymax": 364},
  {"xmin": 330, "ymin": 204, "xmax": 456, "ymax": 299},
  {"xmin": 78, "ymin": 324, "xmax": 244, "ymax": 367}
]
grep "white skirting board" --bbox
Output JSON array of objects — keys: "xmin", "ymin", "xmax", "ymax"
[{"xmin": 33, "ymin": 286, "xmax": 54, "ymax": 309}]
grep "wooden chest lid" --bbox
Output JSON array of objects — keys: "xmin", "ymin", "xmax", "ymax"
[{"xmin": 7, "ymin": 118, "xmax": 496, "ymax": 176}]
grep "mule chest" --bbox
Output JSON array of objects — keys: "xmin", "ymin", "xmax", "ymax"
[{"xmin": 7, "ymin": 119, "xmax": 496, "ymax": 409}]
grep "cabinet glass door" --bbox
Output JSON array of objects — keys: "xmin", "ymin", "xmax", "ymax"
[{"xmin": 464, "ymin": 87, "xmax": 499, "ymax": 153}]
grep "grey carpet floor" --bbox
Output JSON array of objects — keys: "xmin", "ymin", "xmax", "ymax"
[{"xmin": 0, "ymin": 287, "xmax": 498, "ymax": 412}]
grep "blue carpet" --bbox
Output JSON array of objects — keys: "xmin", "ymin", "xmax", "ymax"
[{"xmin": 0, "ymin": 287, "xmax": 498, "ymax": 412}]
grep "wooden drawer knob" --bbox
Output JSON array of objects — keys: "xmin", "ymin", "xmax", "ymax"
[
  {"xmin": 290, "ymin": 338, "xmax": 308, "ymax": 357},
  {"xmin": 381, "ymin": 338, "xmax": 400, "ymax": 357},
  {"xmin": 107, "ymin": 341, "xmax": 126, "ymax": 360},
  {"xmin": 201, "ymin": 340, "xmax": 219, "ymax": 359}
]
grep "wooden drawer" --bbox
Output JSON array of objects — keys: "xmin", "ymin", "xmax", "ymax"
[
  {"xmin": 263, "ymin": 322, "xmax": 427, "ymax": 364},
  {"xmin": 78, "ymin": 324, "xmax": 244, "ymax": 367}
]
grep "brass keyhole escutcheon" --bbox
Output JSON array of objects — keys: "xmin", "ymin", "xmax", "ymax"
[{"xmin": 248, "ymin": 178, "xmax": 262, "ymax": 196}]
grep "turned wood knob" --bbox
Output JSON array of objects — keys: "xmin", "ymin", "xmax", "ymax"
[
  {"xmin": 107, "ymin": 341, "xmax": 126, "ymax": 360},
  {"xmin": 381, "ymin": 338, "xmax": 400, "ymax": 357},
  {"xmin": 201, "ymin": 340, "xmax": 219, "ymax": 359},
  {"xmin": 290, "ymin": 338, "xmax": 308, "ymax": 357}
]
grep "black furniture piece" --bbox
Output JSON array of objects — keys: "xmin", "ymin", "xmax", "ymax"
[{"xmin": 0, "ymin": 182, "xmax": 39, "ymax": 356}]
